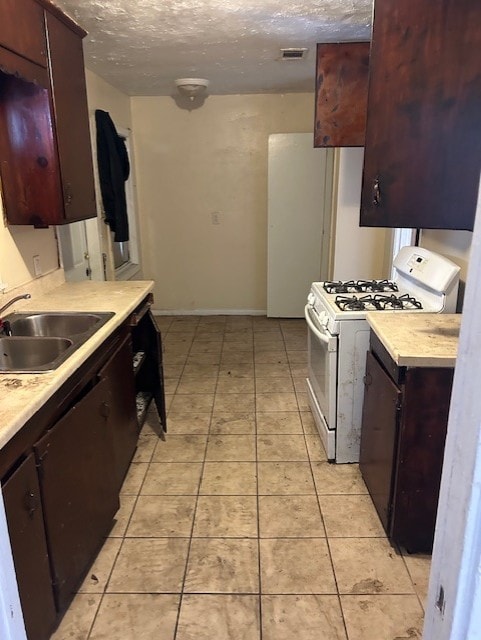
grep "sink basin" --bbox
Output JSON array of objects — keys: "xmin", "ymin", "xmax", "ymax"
[
  {"xmin": 6, "ymin": 312, "xmax": 112, "ymax": 340},
  {"xmin": 0, "ymin": 311, "xmax": 115, "ymax": 372},
  {"xmin": 0, "ymin": 337, "xmax": 73, "ymax": 372}
]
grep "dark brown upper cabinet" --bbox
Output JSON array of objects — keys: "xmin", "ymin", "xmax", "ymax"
[
  {"xmin": 360, "ymin": 0, "xmax": 481, "ymax": 231},
  {"xmin": 314, "ymin": 42, "xmax": 370, "ymax": 148},
  {"xmin": 0, "ymin": 0, "xmax": 96, "ymax": 227},
  {"xmin": 0, "ymin": 0, "xmax": 47, "ymax": 67},
  {"xmin": 45, "ymin": 11, "xmax": 97, "ymax": 223}
]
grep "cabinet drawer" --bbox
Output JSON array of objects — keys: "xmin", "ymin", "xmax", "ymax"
[{"xmin": 0, "ymin": 0, "xmax": 47, "ymax": 67}]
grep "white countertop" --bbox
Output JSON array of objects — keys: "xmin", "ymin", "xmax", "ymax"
[
  {"xmin": 0, "ymin": 280, "xmax": 154, "ymax": 450},
  {"xmin": 366, "ymin": 312, "xmax": 461, "ymax": 368}
]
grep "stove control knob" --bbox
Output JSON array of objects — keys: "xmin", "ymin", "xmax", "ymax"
[{"xmin": 307, "ymin": 293, "xmax": 316, "ymax": 306}]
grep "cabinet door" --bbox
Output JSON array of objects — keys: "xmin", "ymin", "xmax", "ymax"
[
  {"xmin": 314, "ymin": 42, "xmax": 369, "ymax": 147},
  {"xmin": 99, "ymin": 333, "xmax": 138, "ymax": 490},
  {"xmin": 0, "ymin": 0, "xmax": 47, "ymax": 67},
  {"xmin": 359, "ymin": 351, "xmax": 401, "ymax": 532},
  {"xmin": 2, "ymin": 453, "xmax": 57, "ymax": 640},
  {"xmin": 45, "ymin": 12, "xmax": 97, "ymax": 222},
  {"xmin": 34, "ymin": 379, "xmax": 119, "ymax": 612},
  {"xmin": 360, "ymin": 0, "xmax": 481, "ymax": 230},
  {"xmin": 0, "ymin": 50, "xmax": 64, "ymax": 227},
  {"xmin": 133, "ymin": 310, "xmax": 167, "ymax": 432}
]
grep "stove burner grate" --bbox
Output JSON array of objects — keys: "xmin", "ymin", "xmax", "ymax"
[
  {"xmin": 335, "ymin": 293, "xmax": 423, "ymax": 312},
  {"xmin": 324, "ymin": 279, "xmax": 399, "ymax": 294}
]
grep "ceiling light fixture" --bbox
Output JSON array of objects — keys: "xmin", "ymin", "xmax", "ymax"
[{"xmin": 175, "ymin": 78, "xmax": 210, "ymax": 101}]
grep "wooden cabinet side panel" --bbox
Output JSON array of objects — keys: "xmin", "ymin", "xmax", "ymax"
[
  {"xmin": 45, "ymin": 12, "xmax": 96, "ymax": 222},
  {"xmin": 314, "ymin": 42, "xmax": 369, "ymax": 147},
  {"xmin": 359, "ymin": 351, "xmax": 401, "ymax": 532},
  {"xmin": 34, "ymin": 379, "xmax": 119, "ymax": 613},
  {"xmin": 392, "ymin": 367, "xmax": 453, "ymax": 552},
  {"xmin": 0, "ymin": 0, "xmax": 47, "ymax": 67},
  {"xmin": 3, "ymin": 453, "xmax": 57, "ymax": 640},
  {"xmin": 361, "ymin": 0, "xmax": 481, "ymax": 230}
]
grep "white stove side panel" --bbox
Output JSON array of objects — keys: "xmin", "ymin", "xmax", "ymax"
[{"xmin": 336, "ymin": 320, "xmax": 371, "ymax": 463}]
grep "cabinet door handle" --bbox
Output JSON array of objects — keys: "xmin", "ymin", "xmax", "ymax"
[
  {"xmin": 373, "ymin": 177, "xmax": 381, "ymax": 206},
  {"xmin": 99, "ymin": 401, "xmax": 110, "ymax": 418},
  {"xmin": 65, "ymin": 183, "xmax": 73, "ymax": 205}
]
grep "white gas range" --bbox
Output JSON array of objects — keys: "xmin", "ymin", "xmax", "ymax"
[{"xmin": 304, "ymin": 246, "xmax": 460, "ymax": 463}]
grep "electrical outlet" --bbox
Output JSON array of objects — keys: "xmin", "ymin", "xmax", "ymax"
[
  {"xmin": 211, "ymin": 211, "xmax": 221, "ymax": 225},
  {"xmin": 33, "ymin": 255, "xmax": 42, "ymax": 277}
]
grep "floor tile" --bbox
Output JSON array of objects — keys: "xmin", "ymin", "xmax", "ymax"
[
  {"xmin": 110, "ymin": 495, "xmax": 137, "ymax": 537},
  {"xmin": 257, "ymin": 462, "xmax": 316, "ymax": 494},
  {"xmin": 256, "ymin": 411, "xmax": 303, "ymax": 434},
  {"xmin": 255, "ymin": 363, "xmax": 291, "ymax": 377},
  {"xmin": 340, "ymin": 594, "xmax": 424, "ymax": 640},
  {"xmin": 402, "ymin": 551, "xmax": 432, "ymax": 607},
  {"xmin": 254, "ymin": 351, "xmax": 288, "ymax": 364},
  {"xmin": 300, "ymin": 411, "xmax": 318, "ymax": 435},
  {"xmin": 89, "ymin": 594, "xmax": 179, "ymax": 640},
  {"xmin": 312, "ymin": 462, "xmax": 368, "ymax": 494},
  {"xmin": 216, "ymin": 377, "xmax": 255, "ymax": 394},
  {"xmin": 184, "ymin": 538, "xmax": 259, "ymax": 593},
  {"xmin": 222, "ymin": 341, "xmax": 254, "ymax": 353},
  {"xmin": 259, "ymin": 495, "xmax": 325, "ymax": 538},
  {"xmin": 256, "ymin": 392, "xmax": 299, "ymax": 412},
  {"xmin": 296, "ymin": 391, "xmax": 310, "ymax": 411},
  {"xmin": 305, "ymin": 434, "xmax": 328, "ymax": 461},
  {"xmin": 210, "ymin": 412, "xmax": 256, "ymax": 434},
  {"xmin": 120, "ymin": 462, "xmax": 149, "ymax": 495},
  {"xmin": 169, "ymin": 393, "xmax": 215, "ymax": 413},
  {"xmin": 152, "ymin": 435, "xmax": 207, "ymax": 462},
  {"xmin": 200, "ymin": 462, "xmax": 257, "ymax": 495},
  {"xmin": 177, "ymin": 595, "xmax": 260, "ymax": 640},
  {"xmin": 182, "ymin": 363, "xmax": 219, "ymax": 376},
  {"xmin": 262, "ymin": 595, "xmax": 347, "ymax": 640},
  {"xmin": 141, "ymin": 462, "xmax": 202, "ymax": 495},
  {"xmin": 126, "ymin": 495, "xmax": 196, "ymax": 537},
  {"xmin": 289, "ymin": 363, "xmax": 308, "ymax": 377},
  {"xmin": 193, "ymin": 495, "xmax": 258, "ymax": 537},
  {"xmin": 257, "ymin": 435, "xmax": 309, "ymax": 461},
  {"xmin": 206, "ymin": 434, "xmax": 256, "ymax": 461},
  {"xmin": 213, "ymin": 393, "xmax": 255, "ymax": 412},
  {"xmin": 256, "ymin": 378, "xmax": 295, "ymax": 394},
  {"xmin": 330, "ymin": 538, "xmax": 415, "ymax": 594},
  {"xmin": 218, "ymin": 363, "xmax": 255, "ymax": 377},
  {"xmin": 220, "ymin": 352, "xmax": 254, "ymax": 364},
  {"xmin": 132, "ymin": 435, "xmax": 157, "ymax": 463},
  {"xmin": 186, "ymin": 353, "xmax": 221, "ymax": 365},
  {"xmin": 108, "ymin": 538, "xmax": 189, "ymax": 593},
  {"xmin": 176, "ymin": 378, "xmax": 218, "ymax": 394},
  {"xmin": 319, "ymin": 495, "xmax": 385, "ymax": 537},
  {"xmin": 260, "ymin": 538, "xmax": 337, "ymax": 594},
  {"xmin": 50, "ymin": 593, "xmax": 101, "ymax": 640},
  {"xmin": 78, "ymin": 538, "xmax": 122, "ymax": 593},
  {"xmin": 165, "ymin": 412, "xmax": 211, "ymax": 434}
]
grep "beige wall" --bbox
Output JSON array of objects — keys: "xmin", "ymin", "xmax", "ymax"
[
  {"xmin": 131, "ymin": 93, "xmax": 315, "ymax": 312},
  {"xmin": 0, "ymin": 192, "xmax": 61, "ymax": 298}
]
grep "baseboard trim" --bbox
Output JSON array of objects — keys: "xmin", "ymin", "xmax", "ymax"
[{"xmin": 151, "ymin": 308, "xmax": 267, "ymax": 316}]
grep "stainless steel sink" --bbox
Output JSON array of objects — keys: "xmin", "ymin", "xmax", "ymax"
[
  {"xmin": 0, "ymin": 337, "xmax": 73, "ymax": 372},
  {"xmin": 6, "ymin": 312, "xmax": 112, "ymax": 340},
  {"xmin": 0, "ymin": 311, "xmax": 114, "ymax": 372}
]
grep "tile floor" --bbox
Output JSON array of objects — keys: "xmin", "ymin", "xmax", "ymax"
[{"xmin": 52, "ymin": 315, "xmax": 431, "ymax": 640}]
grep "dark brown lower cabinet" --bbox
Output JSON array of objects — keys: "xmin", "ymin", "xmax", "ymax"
[
  {"xmin": 360, "ymin": 335, "xmax": 454, "ymax": 553},
  {"xmin": 99, "ymin": 333, "xmax": 139, "ymax": 490},
  {"xmin": 34, "ymin": 378, "xmax": 119, "ymax": 612},
  {"xmin": 2, "ymin": 453, "xmax": 57, "ymax": 640}
]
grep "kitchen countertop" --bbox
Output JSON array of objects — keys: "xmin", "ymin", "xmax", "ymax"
[
  {"xmin": 366, "ymin": 312, "xmax": 461, "ymax": 368},
  {"xmin": 0, "ymin": 280, "xmax": 154, "ymax": 450}
]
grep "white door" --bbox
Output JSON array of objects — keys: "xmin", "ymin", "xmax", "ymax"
[
  {"xmin": 57, "ymin": 221, "xmax": 91, "ymax": 281},
  {"xmin": 267, "ymin": 133, "xmax": 334, "ymax": 317}
]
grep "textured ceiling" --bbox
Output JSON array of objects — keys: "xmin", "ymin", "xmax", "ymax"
[{"xmin": 52, "ymin": 0, "xmax": 373, "ymax": 96}]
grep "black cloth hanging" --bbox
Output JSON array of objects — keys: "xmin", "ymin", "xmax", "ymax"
[{"xmin": 95, "ymin": 109, "xmax": 130, "ymax": 242}]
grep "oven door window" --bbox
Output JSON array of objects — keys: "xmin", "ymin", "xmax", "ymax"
[{"xmin": 306, "ymin": 309, "xmax": 338, "ymax": 430}]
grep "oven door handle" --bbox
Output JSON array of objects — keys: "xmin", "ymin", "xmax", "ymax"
[{"xmin": 304, "ymin": 305, "xmax": 337, "ymax": 351}]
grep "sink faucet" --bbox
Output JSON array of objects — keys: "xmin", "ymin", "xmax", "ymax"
[{"xmin": 0, "ymin": 293, "xmax": 31, "ymax": 335}]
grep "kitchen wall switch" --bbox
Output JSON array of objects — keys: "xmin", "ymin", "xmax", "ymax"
[{"xmin": 33, "ymin": 255, "xmax": 42, "ymax": 277}]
